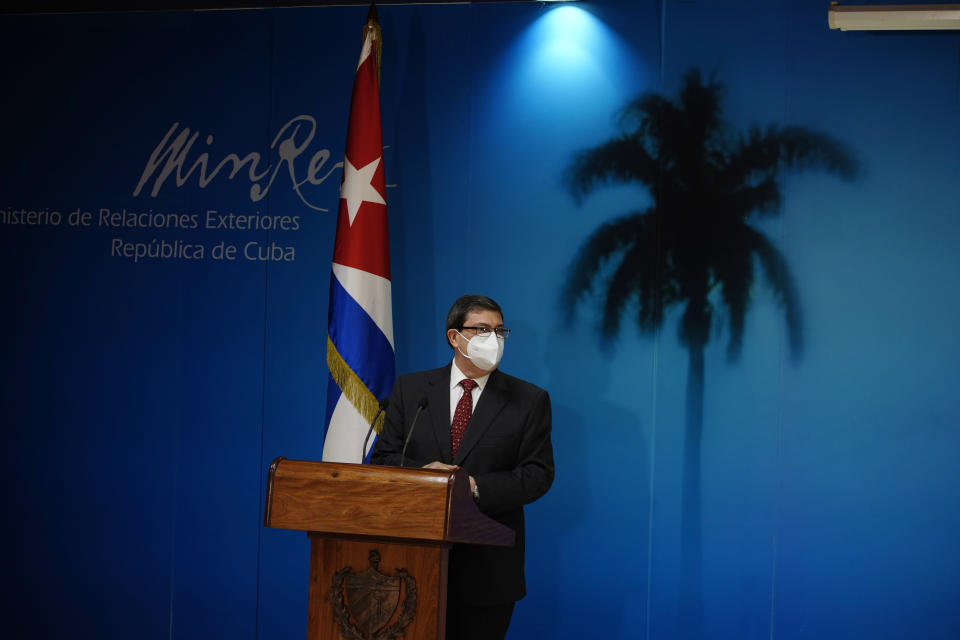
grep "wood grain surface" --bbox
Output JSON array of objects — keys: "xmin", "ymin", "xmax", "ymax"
[
  {"xmin": 265, "ymin": 458, "xmax": 513, "ymax": 546},
  {"xmin": 266, "ymin": 459, "xmax": 452, "ymax": 540}
]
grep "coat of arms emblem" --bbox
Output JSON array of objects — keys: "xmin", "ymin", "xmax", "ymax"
[{"xmin": 330, "ymin": 550, "xmax": 417, "ymax": 640}]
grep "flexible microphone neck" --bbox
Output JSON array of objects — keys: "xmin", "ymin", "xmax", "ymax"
[{"xmin": 400, "ymin": 397, "xmax": 429, "ymax": 468}]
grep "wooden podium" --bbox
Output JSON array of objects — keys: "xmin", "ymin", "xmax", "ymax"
[{"xmin": 264, "ymin": 458, "xmax": 514, "ymax": 640}]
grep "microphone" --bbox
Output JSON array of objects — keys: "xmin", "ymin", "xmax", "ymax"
[
  {"xmin": 400, "ymin": 397, "xmax": 429, "ymax": 468},
  {"xmin": 361, "ymin": 398, "xmax": 389, "ymax": 462}
]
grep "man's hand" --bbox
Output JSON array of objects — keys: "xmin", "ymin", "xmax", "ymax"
[
  {"xmin": 421, "ymin": 461, "xmax": 458, "ymax": 471},
  {"xmin": 421, "ymin": 462, "xmax": 477, "ymax": 500}
]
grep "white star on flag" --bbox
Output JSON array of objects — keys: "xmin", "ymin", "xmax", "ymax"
[{"xmin": 340, "ymin": 156, "xmax": 386, "ymax": 226}]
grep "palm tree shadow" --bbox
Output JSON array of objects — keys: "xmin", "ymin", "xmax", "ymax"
[{"xmin": 560, "ymin": 68, "xmax": 860, "ymax": 639}]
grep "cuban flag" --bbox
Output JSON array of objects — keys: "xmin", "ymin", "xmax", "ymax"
[{"xmin": 322, "ymin": 6, "xmax": 395, "ymax": 463}]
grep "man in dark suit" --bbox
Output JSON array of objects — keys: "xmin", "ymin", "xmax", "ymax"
[{"xmin": 370, "ymin": 294, "xmax": 554, "ymax": 640}]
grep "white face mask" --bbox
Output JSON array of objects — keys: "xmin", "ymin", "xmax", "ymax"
[{"xmin": 457, "ymin": 330, "xmax": 504, "ymax": 371}]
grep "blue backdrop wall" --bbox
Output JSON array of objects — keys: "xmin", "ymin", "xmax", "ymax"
[{"xmin": 1, "ymin": 1, "xmax": 958, "ymax": 639}]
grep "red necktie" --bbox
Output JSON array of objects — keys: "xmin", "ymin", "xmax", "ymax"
[{"xmin": 451, "ymin": 378, "xmax": 477, "ymax": 457}]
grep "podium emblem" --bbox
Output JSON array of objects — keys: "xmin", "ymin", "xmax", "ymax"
[{"xmin": 331, "ymin": 550, "xmax": 417, "ymax": 640}]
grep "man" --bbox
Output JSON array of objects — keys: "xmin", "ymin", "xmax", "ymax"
[{"xmin": 370, "ymin": 294, "xmax": 554, "ymax": 640}]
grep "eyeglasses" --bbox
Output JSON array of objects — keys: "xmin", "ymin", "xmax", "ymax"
[{"xmin": 461, "ymin": 326, "xmax": 511, "ymax": 339}]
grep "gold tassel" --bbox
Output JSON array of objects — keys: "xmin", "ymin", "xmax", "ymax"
[{"xmin": 327, "ymin": 336, "xmax": 385, "ymax": 433}]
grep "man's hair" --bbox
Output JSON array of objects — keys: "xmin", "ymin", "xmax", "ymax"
[{"xmin": 445, "ymin": 294, "xmax": 503, "ymax": 344}]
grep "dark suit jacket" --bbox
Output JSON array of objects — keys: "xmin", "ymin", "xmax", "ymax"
[{"xmin": 370, "ymin": 363, "xmax": 554, "ymax": 605}]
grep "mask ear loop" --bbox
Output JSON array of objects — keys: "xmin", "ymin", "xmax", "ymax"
[{"xmin": 455, "ymin": 330, "xmax": 473, "ymax": 362}]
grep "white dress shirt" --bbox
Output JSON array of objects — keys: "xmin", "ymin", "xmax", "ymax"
[{"xmin": 449, "ymin": 360, "xmax": 491, "ymax": 424}]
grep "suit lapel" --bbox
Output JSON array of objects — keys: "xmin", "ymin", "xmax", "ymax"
[
  {"xmin": 453, "ymin": 369, "xmax": 508, "ymax": 465},
  {"xmin": 426, "ymin": 364, "xmax": 454, "ymax": 464}
]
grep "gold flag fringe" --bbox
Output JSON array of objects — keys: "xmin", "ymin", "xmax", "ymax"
[{"xmin": 327, "ymin": 336, "xmax": 385, "ymax": 434}]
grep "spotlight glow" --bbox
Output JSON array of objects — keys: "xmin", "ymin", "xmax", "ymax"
[
  {"xmin": 475, "ymin": 2, "xmax": 651, "ymax": 171},
  {"xmin": 498, "ymin": 5, "xmax": 640, "ymax": 112},
  {"xmin": 534, "ymin": 6, "xmax": 607, "ymax": 69}
]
